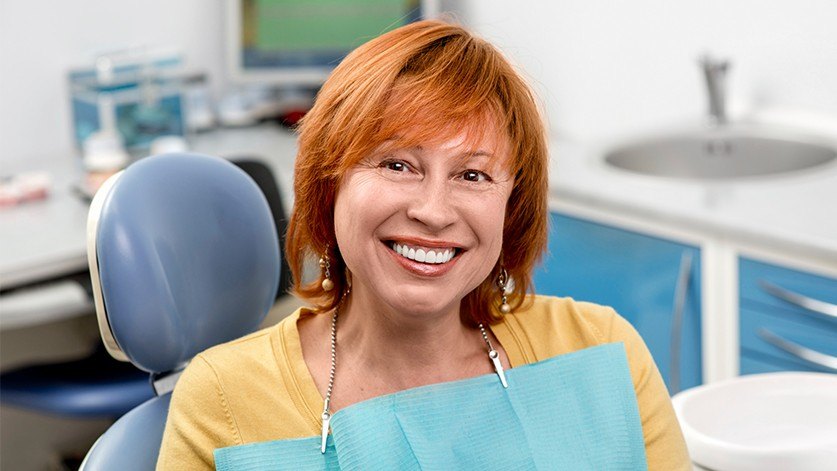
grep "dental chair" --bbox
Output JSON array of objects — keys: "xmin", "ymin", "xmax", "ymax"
[
  {"xmin": 79, "ymin": 153, "xmax": 281, "ymax": 470},
  {"xmin": 0, "ymin": 159, "xmax": 290, "ymax": 426}
]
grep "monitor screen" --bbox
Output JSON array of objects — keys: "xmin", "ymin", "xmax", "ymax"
[{"xmin": 226, "ymin": 0, "xmax": 438, "ymax": 86}]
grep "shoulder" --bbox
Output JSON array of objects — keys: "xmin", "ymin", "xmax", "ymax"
[
  {"xmin": 176, "ymin": 311, "xmax": 301, "ymax": 406},
  {"xmin": 502, "ymin": 294, "xmax": 639, "ymax": 358},
  {"xmin": 197, "ymin": 320, "xmax": 281, "ymax": 374},
  {"xmin": 159, "ymin": 310, "xmax": 315, "ymax": 468},
  {"xmin": 158, "ymin": 324, "xmax": 283, "ymax": 469},
  {"xmin": 171, "ymin": 322, "xmax": 280, "ymax": 400},
  {"xmin": 166, "ymin": 317, "xmax": 288, "ymax": 427}
]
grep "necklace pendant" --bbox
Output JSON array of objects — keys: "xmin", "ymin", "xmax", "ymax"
[
  {"xmin": 488, "ymin": 349, "xmax": 508, "ymax": 388},
  {"xmin": 320, "ymin": 411, "xmax": 331, "ymax": 454}
]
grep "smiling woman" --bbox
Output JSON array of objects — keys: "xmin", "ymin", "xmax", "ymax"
[{"xmin": 157, "ymin": 19, "xmax": 691, "ymax": 471}]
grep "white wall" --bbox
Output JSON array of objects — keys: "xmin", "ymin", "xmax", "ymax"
[
  {"xmin": 453, "ymin": 0, "xmax": 837, "ymax": 141},
  {"xmin": 0, "ymin": 0, "xmax": 227, "ymax": 169},
  {"xmin": 2, "ymin": 1, "xmax": 836, "ymax": 169}
]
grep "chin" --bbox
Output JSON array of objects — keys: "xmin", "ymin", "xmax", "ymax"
[{"xmin": 385, "ymin": 287, "xmax": 462, "ymax": 318}]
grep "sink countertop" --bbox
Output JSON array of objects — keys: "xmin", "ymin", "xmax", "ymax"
[{"xmin": 548, "ymin": 137, "xmax": 837, "ymax": 264}]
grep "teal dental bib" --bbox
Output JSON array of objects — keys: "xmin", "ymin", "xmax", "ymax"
[{"xmin": 214, "ymin": 343, "xmax": 647, "ymax": 470}]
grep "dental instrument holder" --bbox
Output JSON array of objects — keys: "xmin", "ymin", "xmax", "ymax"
[
  {"xmin": 700, "ymin": 55, "xmax": 730, "ymax": 127},
  {"xmin": 69, "ymin": 52, "xmax": 188, "ymax": 152}
]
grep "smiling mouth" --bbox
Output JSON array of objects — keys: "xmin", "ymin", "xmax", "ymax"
[{"xmin": 386, "ymin": 241, "xmax": 462, "ymax": 265}]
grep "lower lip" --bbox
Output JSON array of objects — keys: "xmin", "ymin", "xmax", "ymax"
[{"xmin": 384, "ymin": 243, "xmax": 461, "ymax": 277}]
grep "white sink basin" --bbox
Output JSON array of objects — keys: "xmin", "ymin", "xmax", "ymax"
[
  {"xmin": 672, "ymin": 372, "xmax": 837, "ymax": 471},
  {"xmin": 604, "ymin": 125, "xmax": 837, "ymax": 179}
]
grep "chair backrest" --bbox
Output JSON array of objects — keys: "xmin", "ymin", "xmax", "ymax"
[
  {"xmin": 80, "ymin": 395, "xmax": 172, "ymax": 470},
  {"xmin": 230, "ymin": 159, "xmax": 293, "ymax": 299},
  {"xmin": 81, "ymin": 153, "xmax": 281, "ymax": 470}
]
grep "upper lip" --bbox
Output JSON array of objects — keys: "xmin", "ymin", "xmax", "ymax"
[{"xmin": 384, "ymin": 237, "xmax": 465, "ymax": 250}]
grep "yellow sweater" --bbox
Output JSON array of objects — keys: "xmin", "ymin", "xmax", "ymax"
[{"xmin": 157, "ymin": 295, "xmax": 691, "ymax": 470}]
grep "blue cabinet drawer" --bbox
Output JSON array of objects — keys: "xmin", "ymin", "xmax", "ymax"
[
  {"xmin": 739, "ymin": 257, "xmax": 837, "ymax": 323},
  {"xmin": 738, "ymin": 256, "xmax": 837, "ymax": 375},
  {"xmin": 740, "ymin": 305, "xmax": 837, "ymax": 374}
]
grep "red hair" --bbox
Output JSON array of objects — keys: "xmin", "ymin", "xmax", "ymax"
[{"xmin": 286, "ymin": 19, "xmax": 549, "ymax": 325}]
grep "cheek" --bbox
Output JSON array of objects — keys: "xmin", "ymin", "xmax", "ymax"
[
  {"xmin": 483, "ymin": 201, "xmax": 508, "ymax": 253},
  {"xmin": 476, "ymin": 186, "xmax": 512, "ymax": 244},
  {"xmin": 463, "ymin": 190, "xmax": 509, "ymax": 264},
  {"xmin": 333, "ymin": 174, "xmax": 397, "ymax": 260},
  {"xmin": 334, "ymin": 183, "xmax": 364, "ymax": 249}
]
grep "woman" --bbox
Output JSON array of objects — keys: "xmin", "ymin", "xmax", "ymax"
[{"xmin": 158, "ymin": 19, "xmax": 690, "ymax": 470}]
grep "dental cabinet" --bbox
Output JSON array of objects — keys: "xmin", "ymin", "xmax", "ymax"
[
  {"xmin": 532, "ymin": 211, "xmax": 703, "ymax": 393},
  {"xmin": 532, "ymin": 205, "xmax": 837, "ymax": 394},
  {"xmin": 545, "ymin": 131, "xmax": 837, "ymax": 388}
]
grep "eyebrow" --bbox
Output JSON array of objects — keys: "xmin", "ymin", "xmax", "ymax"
[
  {"xmin": 411, "ymin": 145, "xmax": 495, "ymax": 159},
  {"xmin": 462, "ymin": 150, "xmax": 495, "ymax": 158}
]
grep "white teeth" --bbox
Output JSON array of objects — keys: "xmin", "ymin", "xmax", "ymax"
[{"xmin": 390, "ymin": 242, "xmax": 456, "ymax": 264}]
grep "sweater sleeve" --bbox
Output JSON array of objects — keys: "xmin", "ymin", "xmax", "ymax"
[
  {"xmin": 157, "ymin": 355, "xmax": 241, "ymax": 471},
  {"xmin": 604, "ymin": 308, "xmax": 692, "ymax": 470}
]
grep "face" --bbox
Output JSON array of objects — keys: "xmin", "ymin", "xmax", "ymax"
[{"xmin": 333, "ymin": 120, "xmax": 514, "ymax": 319}]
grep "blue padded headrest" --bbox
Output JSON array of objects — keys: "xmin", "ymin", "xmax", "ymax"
[{"xmin": 93, "ymin": 153, "xmax": 280, "ymax": 374}]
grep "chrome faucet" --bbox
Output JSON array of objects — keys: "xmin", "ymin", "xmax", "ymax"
[{"xmin": 700, "ymin": 55, "xmax": 730, "ymax": 126}]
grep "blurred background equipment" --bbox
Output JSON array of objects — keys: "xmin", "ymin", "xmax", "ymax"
[
  {"xmin": 69, "ymin": 49, "xmax": 190, "ymax": 151},
  {"xmin": 225, "ymin": 0, "xmax": 434, "ymax": 86},
  {"xmin": 220, "ymin": 0, "xmax": 438, "ymax": 127}
]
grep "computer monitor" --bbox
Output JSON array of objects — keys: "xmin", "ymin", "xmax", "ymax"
[{"xmin": 225, "ymin": 0, "xmax": 439, "ymax": 86}]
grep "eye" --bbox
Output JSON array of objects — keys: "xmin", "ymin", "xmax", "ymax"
[
  {"xmin": 381, "ymin": 159, "xmax": 410, "ymax": 173},
  {"xmin": 461, "ymin": 170, "xmax": 491, "ymax": 183}
]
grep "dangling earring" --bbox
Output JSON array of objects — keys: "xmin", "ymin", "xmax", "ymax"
[
  {"xmin": 319, "ymin": 246, "xmax": 334, "ymax": 292},
  {"xmin": 497, "ymin": 267, "xmax": 511, "ymax": 314}
]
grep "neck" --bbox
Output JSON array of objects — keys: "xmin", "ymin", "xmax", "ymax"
[{"xmin": 336, "ymin": 284, "xmax": 484, "ymax": 386}]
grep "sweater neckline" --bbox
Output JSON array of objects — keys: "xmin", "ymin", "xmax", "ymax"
[{"xmin": 272, "ymin": 306, "xmax": 535, "ymax": 434}]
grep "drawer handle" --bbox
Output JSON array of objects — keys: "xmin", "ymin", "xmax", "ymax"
[
  {"xmin": 758, "ymin": 328, "xmax": 837, "ymax": 372},
  {"xmin": 758, "ymin": 280, "xmax": 837, "ymax": 320},
  {"xmin": 669, "ymin": 250, "xmax": 694, "ymax": 395}
]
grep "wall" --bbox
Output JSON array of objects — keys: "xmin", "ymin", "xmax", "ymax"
[
  {"xmin": 452, "ymin": 0, "xmax": 837, "ymax": 141},
  {"xmin": 2, "ymin": 0, "xmax": 836, "ymax": 170},
  {"xmin": 0, "ymin": 0, "xmax": 227, "ymax": 169}
]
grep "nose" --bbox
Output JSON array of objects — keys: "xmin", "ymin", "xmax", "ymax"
[{"xmin": 405, "ymin": 177, "xmax": 457, "ymax": 231}]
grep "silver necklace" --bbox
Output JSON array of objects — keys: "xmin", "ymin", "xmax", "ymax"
[{"xmin": 320, "ymin": 305, "xmax": 509, "ymax": 453}]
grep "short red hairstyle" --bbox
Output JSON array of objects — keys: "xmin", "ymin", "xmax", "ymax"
[{"xmin": 286, "ymin": 19, "xmax": 548, "ymax": 326}]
